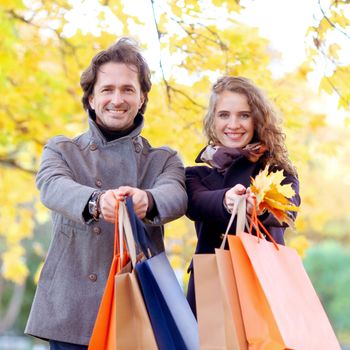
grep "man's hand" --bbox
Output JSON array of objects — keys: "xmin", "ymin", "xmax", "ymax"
[
  {"xmin": 98, "ymin": 190, "xmax": 118, "ymax": 223},
  {"xmin": 115, "ymin": 186, "xmax": 149, "ymax": 219}
]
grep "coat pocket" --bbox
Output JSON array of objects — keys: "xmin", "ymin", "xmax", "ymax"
[{"xmin": 38, "ymin": 227, "xmax": 71, "ymax": 293}]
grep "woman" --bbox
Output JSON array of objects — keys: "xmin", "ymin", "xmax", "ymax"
[{"xmin": 185, "ymin": 76, "xmax": 300, "ymax": 315}]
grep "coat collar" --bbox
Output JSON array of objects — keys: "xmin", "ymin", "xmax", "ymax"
[{"xmin": 200, "ymin": 156, "xmax": 264, "ymax": 190}]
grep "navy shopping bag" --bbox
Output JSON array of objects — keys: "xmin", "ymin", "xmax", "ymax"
[{"xmin": 135, "ymin": 253, "xmax": 199, "ymax": 350}]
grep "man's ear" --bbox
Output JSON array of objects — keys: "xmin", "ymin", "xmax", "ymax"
[
  {"xmin": 139, "ymin": 93, "xmax": 145, "ymax": 108},
  {"xmin": 88, "ymin": 94, "xmax": 95, "ymax": 110}
]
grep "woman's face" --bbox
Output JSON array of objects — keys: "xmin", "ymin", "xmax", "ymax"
[{"xmin": 213, "ymin": 90, "xmax": 254, "ymax": 148}]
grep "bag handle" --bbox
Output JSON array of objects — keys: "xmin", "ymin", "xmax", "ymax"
[
  {"xmin": 111, "ymin": 197, "xmax": 136, "ymax": 269},
  {"xmin": 118, "ymin": 201, "xmax": 138, "ymax": 267},
  {"xmin": 248, "ymin": 198, "xmax": 279, "ymax": 250},
  {"xmin": 125, "ymin": 197, "xmax": 158, "ymax": 258},
  {"xmin": 221, "ymin": 195, "xmax": 279, "ymax": 251},
  {"xmin": 220, "ymin": 195, "xmax": 247, "ymax": 249},
  {"xmin": 113, "ymin": 199, "xmax": 121, "ymax": 257}
]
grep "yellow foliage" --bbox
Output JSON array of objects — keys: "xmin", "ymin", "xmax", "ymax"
[
  {"xmin": 34, "ymin": 261, "xmax": 44, "ymax": 285},
  {"xmin": 0, "ymin": 0, "xmax": 25, "ymax": 10},
  {"xmin": 35, "ymin": 199, "xmax": 50, "ymax": 224},
  {"xmin": 1, "ymin": 245, "xmax": 29, "ymax": 284},
  {"xmin": 1, "ymin": 0, "xmax": 349, "ymax": 288},
  {"xmin": 169, "ymin": 255, "xmax": 183, "ymax": 270},
  {"xmin": 288, "ymin": 235, "xmax": 310, "ymax": 258},
  {"xmin": 170, "ymin": 243, "xmax": 183, "ymax": 255}
]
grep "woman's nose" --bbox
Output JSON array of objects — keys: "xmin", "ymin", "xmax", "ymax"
[{"xmin": 227, "ymin": 116, "xmax": 239, "ymax": 128}]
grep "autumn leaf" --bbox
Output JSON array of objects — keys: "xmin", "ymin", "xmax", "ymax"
[{"xmin": 250, "ymin": 165, "xmax": 299, "ymax": 227}]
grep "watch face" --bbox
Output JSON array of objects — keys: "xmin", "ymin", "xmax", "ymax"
[{"xmin": 89, "ymin": 192, "xmax": 99, "ymax": 217}]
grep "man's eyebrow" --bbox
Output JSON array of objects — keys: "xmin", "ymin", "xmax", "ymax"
[
  {"xmin": 98, "ymin": 84, "xmax": 114, "ymax": 89},
  {"xmin": 122, "ymin": 84, "xmax": 136, "ymax": 88}
]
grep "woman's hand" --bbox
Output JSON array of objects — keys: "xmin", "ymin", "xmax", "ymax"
[
  {"xmin": 245, "ymin": 187, "xmax": 257, "ymax": 215},
  {"xmin": 224, "ymin": 184, "xmax": 247, "ymax": 213},
  {"xmin": 224, "ymin": 185, "xmax": 260, "ymax": 216}
]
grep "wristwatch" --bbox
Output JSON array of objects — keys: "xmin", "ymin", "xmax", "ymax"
[{"xmin": 88, "ymin": 191, "xmax": 102, "ymax": 221}]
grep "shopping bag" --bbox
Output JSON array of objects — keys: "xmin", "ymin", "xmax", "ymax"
[
  {"xmin": 136, "ymin": 253, "xmax": 199, "ymax": 350},
  {"xmin": 193, "ymin": 196, "xmax": 247, "ymax": 350},
  {"xmin": 125, "ymin": 201, "xmax": 199, "ymax": 350},
  {"xmin": 114, "ymin": 201, "xmax": 157, "ymax": 349},
  {"xmin": 88, "ymin": 201, "xmax": 129, "ymax": 350},
  {"xmin": 194, "ymin": 252, "xmax": 247, "ymax": 350},
  {"xmin": 228, "ymin": 199, "xmax": 341, "ymax": 350}
]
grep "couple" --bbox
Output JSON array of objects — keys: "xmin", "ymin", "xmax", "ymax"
[{"xmin": 25, "ymin": 37, "xmax": 300, "ymax": 349}]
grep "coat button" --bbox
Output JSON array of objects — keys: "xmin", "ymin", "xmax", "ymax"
[
  {"xmin": 89, "ymin": 273, "xmax": 97, "ymax": 282},
  {"xmin": 90, "ymin": 143, "xmax": 97, "ymax": 151},
  {"xmin": 93, "ymin": 226, "xmax": 101, "ymax": 235},
  {"xmin": 134, "ymin": 143, "xmax": 142, "ymax": 153},
  {"xmin": 95, "ymin": 179, "xmax": 102, "ymax": 187}
]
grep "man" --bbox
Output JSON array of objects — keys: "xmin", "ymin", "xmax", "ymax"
[{"xmin": 25, "ymin": 37, "xmax": 187, "ymax": 349}]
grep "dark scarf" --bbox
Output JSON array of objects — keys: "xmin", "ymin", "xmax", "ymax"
[{"xmin": 197, "ymin": 143, "xmax": 267, "ymax": 174}]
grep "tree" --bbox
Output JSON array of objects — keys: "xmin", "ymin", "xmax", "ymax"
[
  {"xmin": 1, "ymin": 0, "xmax": 349, "ymax": 338},
  {"xmin": 307, "ymin": 0, "xmax": 350, "ymax": 110}
]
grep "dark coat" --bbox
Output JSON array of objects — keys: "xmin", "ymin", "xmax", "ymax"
[{"xmin": 185, "ymin": 154, "xmax": 300, "ymax": 314}]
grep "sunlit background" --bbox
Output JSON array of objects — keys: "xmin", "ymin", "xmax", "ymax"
[{"xmin": 1, "ymin": 0, "xmax": 350, "ymax": 348}]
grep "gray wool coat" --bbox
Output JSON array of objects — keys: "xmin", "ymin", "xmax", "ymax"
[{"xmin": 25, "ymin": 115, "xmax": 187, "ymax": 345}]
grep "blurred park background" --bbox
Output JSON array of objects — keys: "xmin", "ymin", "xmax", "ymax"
[{"xmin": 1, "ymin": 0, "xmax": 350, "ymax": 348}]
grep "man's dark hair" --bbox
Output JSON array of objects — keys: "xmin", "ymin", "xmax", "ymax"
[{"xmin": 80, "ymin": 37, "xmax": 152, "ymax": 116}]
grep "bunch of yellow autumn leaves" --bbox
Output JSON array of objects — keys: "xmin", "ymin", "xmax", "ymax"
[{"xmin": 250, "ymin": 166, "xmax": 298, "ymax": 228}]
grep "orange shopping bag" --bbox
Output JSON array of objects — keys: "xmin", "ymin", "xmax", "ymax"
[
  {"xmin": 228, "ymin": 198, "xmax": 341, "ymax": 350},
  {"xmin": 89, "ymin": 200, "xmax": 129, "ymax": 350}
]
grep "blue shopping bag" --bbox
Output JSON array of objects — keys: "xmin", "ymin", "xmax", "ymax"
[
  {"xmin": 136, "ymin": 253, "xmax": 199, "ymax": 350},
  {"xmin": 125, "ymin": 197, "xmax": 158, "ymax": 258}
]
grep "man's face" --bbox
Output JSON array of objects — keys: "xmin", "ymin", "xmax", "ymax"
[{"xmin": 89, "ymin": 62, "xmax": 145, "ymax": 131}]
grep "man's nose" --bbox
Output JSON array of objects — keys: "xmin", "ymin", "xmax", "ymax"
[{"xmin": 111, "ymin": 90, "xmax": 123, "ymax": 104}]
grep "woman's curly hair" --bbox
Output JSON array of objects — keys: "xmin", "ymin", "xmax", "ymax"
[{"xmin": 203, "ymin": 76, "xmax": 296, "ymax": 176}]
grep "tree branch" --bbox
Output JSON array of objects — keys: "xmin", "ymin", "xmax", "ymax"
[
  {"xmin": 0, "ymin": 159, "xmax": 37, "ymax": 175},
  {"xmin": 318, "ymin": 0, "xmax": 350, "ymax": 40},
  {"xmin": 0, "ymin": 280, "xmax": 26, "ymax": 333},
  {"xmin": 325, "ymin": 76, "xmax": 349, "ymax": 107},
  {"xmin": 150, "ymin": 0, "xmax": 171, "ymax": 103},
  {"xmin": 168, "ymin": 86, "xmax": 206, "ymax": 109}
]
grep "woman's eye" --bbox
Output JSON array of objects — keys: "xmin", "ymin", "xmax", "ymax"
[
  {"xmin": 217, "ymin": 113, "xmax": 229, "ymax": 119},
  {"xmin": 241, "ymin": 113, "xmax": 250, "ymax": 119}
]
